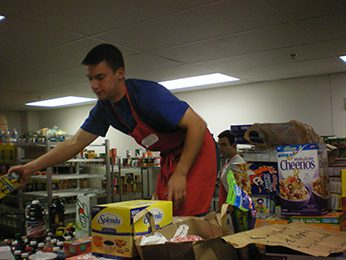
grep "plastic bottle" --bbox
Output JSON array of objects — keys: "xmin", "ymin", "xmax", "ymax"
[
  {"xmin": 13, "ymin": 250, "xmax": 21, "ymax": 260},
  {"xmin": 25, "ymin": 200, "xmax": 46, "ymax": 240},
  {"xmin": 37, "ymin": 242, "xmax": 45, "ymax": 252},
  {"xmin": 48, "ymin": 196, "xmax": 65, "ymax": 233}
]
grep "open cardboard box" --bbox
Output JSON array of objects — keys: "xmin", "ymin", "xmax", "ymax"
[{"xmin": 135, "ymin": 205, "xmax": 238, "ymax": 260}]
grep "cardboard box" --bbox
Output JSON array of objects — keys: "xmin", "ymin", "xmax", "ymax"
[
  {"xmin": 63, "ymin": 237, "xmax": 92, "ymax": 257},
  {"xmin": 135, "ymin": 211, "xmax": 237, "ymax": 260},
  {"xmin": 288, "ymin": 212, "xmax": 345, "ymax": 232},
  {"xmin": 341, "ymin": 169, "xmax": 346, "ymax": 197},
  {"xmin": 75, "ymin": 193, "xmax": 98, "ymax": 238},
  {"xmin": 251, "ymin": 195, "xmax": 274, "ymax": 217},
  {"xmin": 276, "ymin": 143, "xmax": 330, "ymax": 216},
  {"xmin": 255, "ymin": 216, "xmax": 289, "ymax": 228},
  {"xmin": 248, "ymin": 162, "xmax": 279, "ymax": 196},
  {"xmin": 91, "ymin": 200, "xmax": 172, "ymax": 258}
]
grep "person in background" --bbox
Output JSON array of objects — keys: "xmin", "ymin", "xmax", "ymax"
[
  {"xmin": 217, "ymin": 129, "xmax": 245, "ymax": 206},
  {"xmin": 9, "ymin": 43, "xmax": 217, "ymax": 216}
]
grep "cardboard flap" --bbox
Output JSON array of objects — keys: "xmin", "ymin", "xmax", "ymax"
[
  {"xmin": 220, "ymin": 204, "xmax": 235, "ymax": 235},
  {"xmin": 133, "ymin": 208, "xmax": 156, "ymax": 234},
  {"xmin": 222, "ymin": 222, "xmax": 346, "ymax": 257}
]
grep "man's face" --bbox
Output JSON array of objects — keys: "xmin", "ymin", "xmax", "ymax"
[
  {"xmin": 86, "ymin": 61, "xmax": 124, "ymax": 101},
  {"xmin": 218, "ymin": 137, "xmax": 236, "ymax": 159}
]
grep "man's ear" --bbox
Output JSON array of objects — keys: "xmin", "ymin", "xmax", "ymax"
[{"xmin": 116, "ymin": 67, "xmax": 125, "ymax": 80}]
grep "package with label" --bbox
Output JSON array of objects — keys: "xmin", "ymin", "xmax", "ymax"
[
  {"xmin": 64, "ymin": 237, "xmax": 92, "ymax": 257},
  {"xmin": 252, "ymin": 195, "xmax": 274, "ymax": 217},
  {"xmin": 341, "ymin": 169, "xmax": 346, "ymax": 197},
  {"xmin": 75, "ymin": 193, "xmax": 98, "ymax": 238},
  {"xmin": 248, "ymin": 162, "xmax": 279, "ymax": 196},
  {"xmin": 277, "ymin": 143, "xmax": 330, "ymax": 216},
  {"xmin": 91, "ymin": 200, "xmax": 172, "ymax": 258},
  {"xmin": 289, "ymin": 212, "xmax": 345, "ymax": 232},
  {"xmin": 0, "ymin": 171, "xmax": 20, "ymax": 199}
]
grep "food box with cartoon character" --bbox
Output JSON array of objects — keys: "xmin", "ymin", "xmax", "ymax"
[
  {"xmin": 276, "ymin": 143, "xmax": 330, "ymax": 216},
  {"xmin": 91, "ymin": 200, "xmax": 172, "ymax": 258},
  {"xmin": 247, "ymin": 162, "xmax": 279, "ymax": 196}
]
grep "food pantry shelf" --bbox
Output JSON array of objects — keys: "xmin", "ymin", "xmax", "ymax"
[
  {"xmin": 31, "ymin": 173, "xmax": 105, "ymax": 180},
  {"xmin": 21, "ymin": 188, "xmax": 104, "ymax": 198}
]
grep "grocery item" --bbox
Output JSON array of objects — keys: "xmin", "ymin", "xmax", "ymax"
[
  {"xmin": 25, "ymin": 200, "xmax": 46, "ymax": 240},
  {"xmin": 277, "ymin": 143, "xmax": 330, "ymax": 216},
  {"xmin": 0, "ymin": 171, "xmax": 20, "ymax": 199},
  {"xmin": 91, "ymin": 200, "xmax": 172, "ymax": 258},
  {"xmin": 49, "ymin": 196, "xmax": 65, "ymax": 233}
]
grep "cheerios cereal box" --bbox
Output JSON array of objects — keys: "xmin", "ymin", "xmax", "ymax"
[
  {"xmin": 276, "ymin": 143, "xmax": 329, "ymax": 216},
  {"xmin": 91, "ymin": 200, "xmax": 172, "ymax": 258}
]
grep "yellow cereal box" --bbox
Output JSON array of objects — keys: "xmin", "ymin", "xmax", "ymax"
[
  {"xmin": 91, "ymin": 200, "xmax": 172, "ymax": 258},
  {"xmin": 341, "ymin": 169, "xmax": 346, "ymax": 197}
]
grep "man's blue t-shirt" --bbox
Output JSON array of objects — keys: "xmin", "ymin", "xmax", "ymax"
[{"xmin": 81, "ymin": 79, "xmax": 189, "ymax": 137}]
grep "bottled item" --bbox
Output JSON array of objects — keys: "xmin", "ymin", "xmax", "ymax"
[
  {"xmin": 13, "ymin": 250, "xmax": 22, "ymax": 260},
  {"xmin": 0, "ymin": 171, "xmax": 20, "ymax": 199},
  {"xmin": 25, "ymin": 200, "xmax": 46, "ymax": 240},
  {"xmin": 37, "ymin": 242, "xmax": 45, "ymax": 252},
  {"xmin": 21, "ymin": 252, "xmax": 29, "ymax": 260},
  {"xmin": 48, "ymin": 196, "xmax": 65, "ymax": 233}
]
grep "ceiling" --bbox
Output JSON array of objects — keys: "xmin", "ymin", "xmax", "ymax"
[{"xmin": 1, "ymin": 0, "xmax": 346, "ymax": 111}]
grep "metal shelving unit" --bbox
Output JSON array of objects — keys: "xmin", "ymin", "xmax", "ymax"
[{"xmin": 1, "ymin": 139, "xmax": 111, "ymax": 226}]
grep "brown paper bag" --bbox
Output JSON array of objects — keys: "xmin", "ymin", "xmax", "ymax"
[{"xmin": 135, "ymin": 204, "xmax": 238, "ymax": 260}]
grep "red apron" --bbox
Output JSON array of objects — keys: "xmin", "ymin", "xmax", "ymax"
[{"xmin": 114, "ymin": 86, "xmax": 217, "ymax": 216}]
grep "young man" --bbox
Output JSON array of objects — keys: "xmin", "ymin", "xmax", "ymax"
[
  {"xmin": 9, "ymin": 43, "xmax": 217, "ymax": 216},
  {"xmin": 217, "ymin": 130, "xmax": 245, "ymax": 206}
]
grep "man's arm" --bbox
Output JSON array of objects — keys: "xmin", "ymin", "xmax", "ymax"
[
  {"xmin": 9, "ymin": 128, "xmax": 98, "ymax": 186},
  {"xmin": 167, "ymin": 107, "xmax": 207, "ymax": 207}
]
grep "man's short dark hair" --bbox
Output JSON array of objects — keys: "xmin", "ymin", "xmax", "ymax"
[
  {"xmin": 81, "ymin": 43, "xmax": 124, "ymax": 72},
  {"xmin": 218, "ymin": 130, "xmax": 236, "ymax": 145}
]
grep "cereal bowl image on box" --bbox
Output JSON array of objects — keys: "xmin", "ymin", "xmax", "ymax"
[
  {"xmin": 312, "ymin": 177, "xmax": 330, "ymax": 209},
  {"xmin": 279, "ymin": 175, "xmax": 311, "ymax": 210}
]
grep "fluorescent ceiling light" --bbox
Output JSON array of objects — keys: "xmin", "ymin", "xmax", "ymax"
[
  {"xmin": 339, "ymin": 55, "xmax": 346, "ymax": 63},
  {"xmin": 159, "ymin": 73, "xmax": 239, "ymax": 90},
  {"xmin": 26, "ymin": 96, "xmax": 96, "ymax": 107},
  {"xmin": 0, "ymin": 15, "xmax": 5, "ymax": 21}
]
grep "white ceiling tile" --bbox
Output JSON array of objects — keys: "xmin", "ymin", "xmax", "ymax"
[
  {"xmin": 127, "ymin": 64, "xmax": 211, "ymax": 82},
  {"xmin": 96, "ymin": 0, "xmax": 287, "ymax": 51},
  {"xmin": 265, "ymin": 0, "xmax": 346, "ymax": 20},
  {"xmin": 321, "ymin": 38, "xmax": 346, "ymax": 56},
  {"xmin": 0, "ymin": 17, "xmax": 81, "ymax": 64},
  {"xmin": 0, "ymin": 0, "xmax": 43, "ymax": 15},
  {"xmin": 12, "ymin": 0, "xmax": 217, "ymax": 35},
  {"xmin": 125, "ymin": 53, "xmax": 181, "ymax": 76},
  {"xmin": 232, "ymin": 57, "xmax": 346, "ymax": 81},
  {"xmin": 297, "ymin": 13, "xmax": 346, "ymax": 41},
  {"xmin": 153, "ymin": 23, "xmax": 315, "ymax": 63},
  {"xmin": 192, "ymin": 43, "xmax": 334, "ymax": 72}
]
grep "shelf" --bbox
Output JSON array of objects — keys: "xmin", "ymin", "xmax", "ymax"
[
  {"xmin": 0, "ymin": 204, "xmax": 24, "ymax": 214},
  {"xmin": 21, "ymin": 188, "xmax": 104, "ymax": 198},
  {"xmin": 31, "ymin": 173, "xmax": 105, "ymax": 180},
  {"xmin": 67, "ymin": 158, "xmax": 105, "ymax": 163}
]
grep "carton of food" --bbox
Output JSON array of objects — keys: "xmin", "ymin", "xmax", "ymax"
[
  {"xmin": 0, "ymin": 171, "xmax": 20, "ymax": 199},
  {"xmin": 91, "ymin": 200, "xmax": 172, "ymax": 258},
  {"xmin": 276, "ymin": 143, "xmax": 329, "ymax": 216}
]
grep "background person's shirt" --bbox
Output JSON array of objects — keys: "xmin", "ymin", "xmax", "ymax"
[{"xmin": 220, "ymin": 154, "xmax": 246, "ymax": 192}]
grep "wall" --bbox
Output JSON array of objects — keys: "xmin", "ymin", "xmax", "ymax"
[
  {"xmin": 25, "ymin": 72, "xmax": 346, "ymax": 156},
  {"xmin": 176, "ymin": 74, "xmax": 334, "ymax": 138},
  {"xmin": 0, "ymin": 111, "xmax": 23, "ymax": 133}
]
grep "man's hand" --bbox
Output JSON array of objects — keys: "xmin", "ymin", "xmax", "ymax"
[
  {"xmin": 167, "ymin": 172, "xmax": 187, "ymax": 209},
  {"xmin": 8, "ymin": 165, "xmax": 34, "ymax": 189}
]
